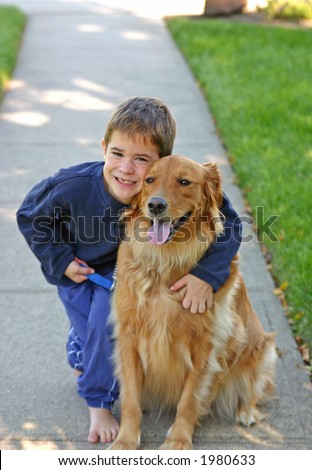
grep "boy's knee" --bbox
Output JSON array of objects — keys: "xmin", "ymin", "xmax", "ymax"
[{"xmin": 88, "ymin": 287, "xmax": 113, "ymax": 336}]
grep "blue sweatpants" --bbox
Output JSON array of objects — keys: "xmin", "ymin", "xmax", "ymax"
[{"xmin": 57, "ymin": 273, "xmax": 119, "ymax": 409}]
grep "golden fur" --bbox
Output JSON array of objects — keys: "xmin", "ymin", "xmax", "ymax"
[{"xmin": 110, "ymin": 155, "xmax": 276, "ymax": 450}]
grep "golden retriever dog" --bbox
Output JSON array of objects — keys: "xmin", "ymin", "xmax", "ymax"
[{"xmin": 110, "ymin": 155, "xmax": 276, "ymax": 450}]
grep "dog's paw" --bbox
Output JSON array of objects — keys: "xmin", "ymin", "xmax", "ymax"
[
  {"xmin": 159, "ymin": 439, "xmax": 192, "ymax": 450},
  {"xmin": 109, "ymin": 439, "xmax": 139, "ymax": 450},
  {"xmin": 236, "ymin": 407, "xmax": 263, "ymax": 427}
]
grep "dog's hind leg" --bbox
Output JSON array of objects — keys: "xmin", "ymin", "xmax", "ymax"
[{"xmin": 236, "ymin": 401, "xmax": 264, "ymax": 427}]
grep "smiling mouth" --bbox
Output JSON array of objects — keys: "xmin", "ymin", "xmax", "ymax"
[
  {"xmin": 147, "ymin": 211, "xmax": 192, "ymax": 245},
  {"xmin": 115, "ymin": 177, "xmax": 136, "ymax": 186}
]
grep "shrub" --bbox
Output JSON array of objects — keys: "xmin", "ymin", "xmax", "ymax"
[{"xmin": 265, "ymin": 0, "xmax": 312, "ymax": 19}]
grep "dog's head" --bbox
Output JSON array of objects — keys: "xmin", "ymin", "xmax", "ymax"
[{"xmin": 127, "ymin": 154, "xmax": 224, "ymax": 247}]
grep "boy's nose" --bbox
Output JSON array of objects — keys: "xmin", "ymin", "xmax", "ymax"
[{"xmin": 120, "ymin": 158, "xmax": 135, "ymax": 174}]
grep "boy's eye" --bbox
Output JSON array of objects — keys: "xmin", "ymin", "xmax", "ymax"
[
  {"xmin": 136, "ymin": 157, "xmax": 149, "ymax": 163},
  {"xmin": 145, "ymin": 177, "xmax": 154, "ymax": 184},
  {"xmin": 178, "ymin": 178, "xmax": 191, "ymax": 186},
  {"xmin": 112, "ymin": 151, "xmax": 123, "ymax": 157}
]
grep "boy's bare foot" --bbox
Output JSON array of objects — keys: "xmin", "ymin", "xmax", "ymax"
[
  {"xmin": 88, "ymin": 407, "xmax": 119, "ymax": 444},
  {"xmin": 72, "ymin": 372, "xmax": 118, "ymax": 443}
]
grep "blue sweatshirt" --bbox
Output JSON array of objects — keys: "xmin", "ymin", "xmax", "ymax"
[{"xmin": 16, "ymin": 161, "xmax": 242, "ymax": 290}]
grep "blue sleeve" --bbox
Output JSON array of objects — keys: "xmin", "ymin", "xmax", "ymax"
[
  {"xmin": 190, "ymin": 193, "xmax": 242, "ymax": 292},
  {"xmin": 16, "ymin": 178, "xmax": 75, "ymax": 280}
]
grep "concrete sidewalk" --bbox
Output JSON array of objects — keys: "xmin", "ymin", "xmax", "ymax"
[{"xmin": 1, "ymin": 0, "xmax": 311, "ymax": 450}]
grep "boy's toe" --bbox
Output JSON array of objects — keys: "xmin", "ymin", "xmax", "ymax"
[
  {"xmin": 88, "ymin": 431, "xmax": 100, "ymax": 444},
  {"xmin": 100, "ymin": 430, "xmax": 111, "ymax": 443},
  {"xmin": 111, "ymin": 427, "xmax": 119, "ymax": 442},
  {"xmin": 100, "ymin": 427, "xmax": 119, "ymax": 443}
]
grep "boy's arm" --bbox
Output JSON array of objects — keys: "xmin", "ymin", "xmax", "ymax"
[
  {"xmin": 191, "ymin": 193, "xmax": 242, "ymax": 291},
  {"xmin": 16, "ymin": 179, "xmax": 91, "ymax": 283},
  {"xmin": 170, "ymin": 193, "xmax": 242, "ymax": 313}
]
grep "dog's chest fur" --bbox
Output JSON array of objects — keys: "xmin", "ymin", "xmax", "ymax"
[{"xmin": 113, "ymin": 243, "xmax": 237, "ymax": 410}]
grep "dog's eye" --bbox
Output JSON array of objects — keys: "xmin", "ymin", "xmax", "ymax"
[
  {"xmin": 178, "ymin": 178, "xmax": 191, "ymax": 186},
  {"xmin": 145, "ymin": 177, "xmax": 154, "ymax": 184}
]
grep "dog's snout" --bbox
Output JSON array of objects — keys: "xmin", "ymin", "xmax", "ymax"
[{"xmin": 147, "ymin": 197, "xmax": 168, "ymax": 216}]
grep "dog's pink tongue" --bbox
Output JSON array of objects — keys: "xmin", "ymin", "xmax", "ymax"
[{"xmin": 147, "ymin": 220, "xmax": 171, "ymax": 245}]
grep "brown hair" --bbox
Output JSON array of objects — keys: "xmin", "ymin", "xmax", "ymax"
[{"xmin": 104, "ymin": 97, "xmax": 176, "ymax": 157}]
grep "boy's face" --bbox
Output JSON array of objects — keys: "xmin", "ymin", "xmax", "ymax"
[{"xmin": 102, "ymin": 130, "xmax": 160, "ymax": 204}]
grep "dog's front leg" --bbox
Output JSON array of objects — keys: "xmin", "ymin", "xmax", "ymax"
[
  {"xmin": 160, "ymin": 369, "xmax": 202, "ymax": 450},
  {"xmin": 109, "ymin": 335, "xmax": 144, "ymax": 450}
]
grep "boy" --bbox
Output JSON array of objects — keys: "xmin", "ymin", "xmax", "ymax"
[{"xmin": 17, "ymin": 97, "xmax": 242, "ymax": 444}]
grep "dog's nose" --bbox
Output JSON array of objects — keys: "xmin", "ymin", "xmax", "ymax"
[{"xmin": 147, "ymin": 197, "xmax": 168, "ymax": 216}]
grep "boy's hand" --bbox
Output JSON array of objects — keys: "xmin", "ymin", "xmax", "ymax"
[
  {"xmin": 170, "ymin": 274, "xmax": 213, "ymax": 314},
  {"xmin": 65, "ymin": 258, "xmax": 95, "ymax": 283}
]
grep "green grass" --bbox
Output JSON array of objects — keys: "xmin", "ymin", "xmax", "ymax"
[
  {"xmin": 0, "ymin": 6, "xmax": 26, "ymax": 102},
  {"xmin": 167, "ymin": 18, "xmax": 312, "ymax": 351}
]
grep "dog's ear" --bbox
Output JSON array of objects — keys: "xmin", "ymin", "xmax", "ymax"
[
  {"xmin": 120, "ymin": 192, "xmax": 142, "ymax": 222},
  {"xmin": 202, "ymin": 162, "xmax": 223, "ymax": 210},
  {"xmin": 129, "ymin": 192, "xmax": 142, "ymax": 214}
]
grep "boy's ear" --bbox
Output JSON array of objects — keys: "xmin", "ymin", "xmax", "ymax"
[
  {"xmin": 101, "ymin": 138, "xmax": 106, "ymax": 157},
  {"xmin": 202, "ymin": 162, "xmax": 223, "ymax": 209}
]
